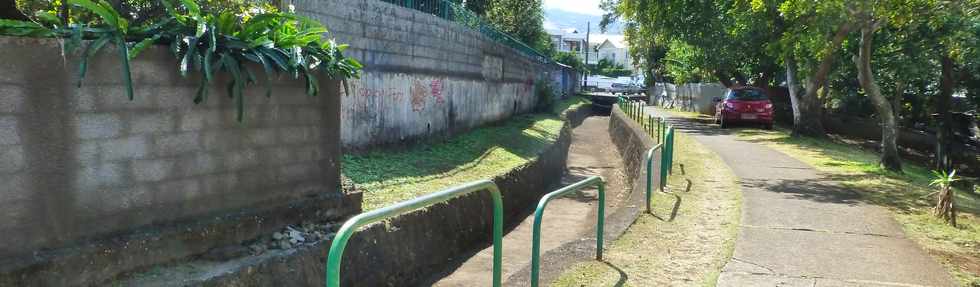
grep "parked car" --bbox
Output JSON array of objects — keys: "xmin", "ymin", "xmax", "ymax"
[
  {"xmin": 609, "ymin": 83, "xmax": 629, "ymax": 94},
  {"xmin": 714, "ymin": 87, "xmax": 774, "ymax": 129},
  {"xmin": 625, "ymin": 84, "xmax": 645, "ymax": 95}
]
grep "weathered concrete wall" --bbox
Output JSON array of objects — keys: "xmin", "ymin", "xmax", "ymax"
[
  {"xmin": 0, "ymin": 37, "xmax": 351, "ymax": 280},
  {"xmin": 294, "ymin": 0, "xmax": 577, "ymax": 150},
  {"xmin": 608, "ymin": 105, "xmax": 663, "ymax": 191}
]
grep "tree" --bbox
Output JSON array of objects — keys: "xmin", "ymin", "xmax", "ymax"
[
  {"xmin": 778, "ymin": 1, "xmax": 856, "ymax": 137},
  {"xmin": 1, "ymin": 0, "xmax": 28, "ymax": 20},
  {"xmin": 854, "ymin": 12, "xmax": 902, "ymax": 171},
  {"xmin": 929, "ymin": 0, "xmax": 978, "ymax": 172},
  {"xmin": 486, "ymin": 0, "xmax": 550, "ymax": 53},
  {"xmin": 553, "ymin": 51, "xmax": 585, "ymax": 72},
  {"xmin": 589, "ymin": 58, "xmax": 631, "ymax": 77}
]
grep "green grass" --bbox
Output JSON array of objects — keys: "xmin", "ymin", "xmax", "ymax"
[
  {"xmin": 344, "ymin": 97, "xmax": 587, "ymax": 210},
  {"xmin": 551, "ymin": 131, "xmax": 742, "ymax": 286},
  {"xmin": 733, "ymin": 127, "xmax": 980, "ymax": 286}
]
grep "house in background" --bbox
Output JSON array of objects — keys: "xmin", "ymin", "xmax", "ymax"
[
  {"xmin": 590, "ymin": 35, "xmax": 637, "ymax": 73},
  {"xmin": 547, "ymin": 28, "xmax": 641, "ymax": 76},
  {"xmin": 548, "ymin": 28, "xmax": 589, "ymax": 61}
]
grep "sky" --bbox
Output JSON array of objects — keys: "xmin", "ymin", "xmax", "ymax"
[{"xmin": 543, "ymin": 0, "xmax": 604, "ymax": 16}]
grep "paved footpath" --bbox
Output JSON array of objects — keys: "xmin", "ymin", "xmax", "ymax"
[{"xmin": 653, "ymin": 108, "xmax": 955, "ymax": 287}]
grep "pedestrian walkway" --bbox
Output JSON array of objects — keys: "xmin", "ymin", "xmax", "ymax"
[{"xmin": 652, "ymin": 108, "xmax": 955, "ymax": 287}]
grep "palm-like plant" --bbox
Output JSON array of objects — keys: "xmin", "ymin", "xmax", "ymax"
[
  {"xmin": 0, "ymin": 0, "xmax": 361, "ymax": 123},
  {"xmin": 930, "ymin": 169, "xmax": 959, "ymax": 227}
]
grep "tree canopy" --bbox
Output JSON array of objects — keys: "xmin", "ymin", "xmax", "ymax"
[{"xmin": 604, "ymin": 0, "xmax": 980, "ymax": 171}]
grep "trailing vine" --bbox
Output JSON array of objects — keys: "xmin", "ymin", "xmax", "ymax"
[{"xmin": 0, "ymin": 0, "xmax": 361, "ymax": 122}]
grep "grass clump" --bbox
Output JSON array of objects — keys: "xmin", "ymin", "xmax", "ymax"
[
  {"xmin": 551, "ymin": 132, "xmax": 742, "ymax": 286},
  {"xmin": 344, "ymin": 97, "xmax": 587, "ymax": 210}
]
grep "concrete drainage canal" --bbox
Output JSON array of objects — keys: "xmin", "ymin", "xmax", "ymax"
[{"xmin": 89, "ymin": 102, "xmax": 667, "ymax": 287}]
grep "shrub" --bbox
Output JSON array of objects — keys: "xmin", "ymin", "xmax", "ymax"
[{"xmin": 0, "ymin": 0, "xmax": 361, "ymax": 122}]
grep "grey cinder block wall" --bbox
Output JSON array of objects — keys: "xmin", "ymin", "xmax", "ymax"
[
  {"xmin": 0, "ymin": 37, "xmax": 345, "ymax": 261},
  {"xmin": 294, "ymin": 0, "xmax": 578, "ymax": 150}
]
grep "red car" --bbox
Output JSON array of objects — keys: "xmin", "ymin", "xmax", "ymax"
[{"xmin": 714, "ymin": 87, "xmax": 774, "ymax": 129}]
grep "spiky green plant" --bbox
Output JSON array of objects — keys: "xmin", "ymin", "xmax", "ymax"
[
  {"xmin": 0, "ymin": 0, "xmax": 361, "ymax": 122},
  {"xmin": 930, "ymin": 169, "xmax": 959, "ymax": 227}
]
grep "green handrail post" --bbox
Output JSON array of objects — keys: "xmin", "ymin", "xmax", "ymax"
[
  {"xmin": 660, "ymin": 127, "xmax": 673, "ymax": 190},
  {"xmin": 648, "ymin": 115, "xmax": 654, "ymax": 138},
  {"xmin": 325, "ymin": 180, "xmax": 505, "ymax": 287},
  {"xmin": 530, "ymin": 176, "xmax": 605, "ymax": 287},
  {"xmin": 669, "ymin": 127, "xmax": 675, "ymax": 174},
  {"xmin": 666, "ymin": 127, "xmax": 674, "ymax": 175},
  {"xmin": 645, "ymin": 144, "xmax": 662, "ymax": 213}
]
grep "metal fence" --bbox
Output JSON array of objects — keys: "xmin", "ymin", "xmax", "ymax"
[{"xmin": 379, "ymin": 0, "xmax": 554, "ymax": 64}]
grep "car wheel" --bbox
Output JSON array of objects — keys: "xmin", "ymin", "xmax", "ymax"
[
  {"xmin": 765, "ymin": 122, "xmax": 774, "ymax": 130},
  {"xmin": 720, "ymin": 114, "xmax": 729, "ymax": 129}
]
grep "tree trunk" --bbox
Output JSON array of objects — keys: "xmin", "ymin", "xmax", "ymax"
[
  {"xmin": 935, "ymin": 55, "xmax": 955, "ymax": 172},
  {"xmin": 0, "ymin": 0, "xmax": 27, "ymax": 20},
  {"xmin": 648, "ymin": 70, "xmax": 659, "ymax": 106},
  {"xmin": 855, "ymin": 22, "xmax": 902, "ymax": 172},
  {"xmin": 892, "ymin": 81, "xmax": 905, "ymax": 118},
  {"xmin": 734, "ymin": 71, "xmax": 748, "ymax": 86},
  {"xmin": 715, "ymin": 70, "xmax": 734, "ymax": 88},
  {"xmin": 793, "ymin": 22, "xmax": 854, "ymax": 138},
  {"xmin": 786, "ymin": 56, "xmax": 804, "ymax": 132},
  {"xmin": 934, "ymin": 185, "xmax": 957, "ymax": 227}
]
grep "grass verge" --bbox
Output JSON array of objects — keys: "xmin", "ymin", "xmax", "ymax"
[
  {"xmin": 550, "ymin": 131, "xmax": 742, "ymax": 286},
  {"xmin": 343, "ymin": 96, "xmax": 589, "ymax": 210}
]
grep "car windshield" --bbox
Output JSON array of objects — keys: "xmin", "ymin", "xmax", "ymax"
[{"xmin": 727, "ymin": 89, "xmax": 768, "ymax": 101}]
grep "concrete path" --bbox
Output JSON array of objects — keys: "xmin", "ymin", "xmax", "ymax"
[
  {"xmin": 653, "ymin": 109, "xmax": 955, "ymax": 287},
  {"xmin": 428, "ymin": 116, "xmax": 630, "ymax": 286}
]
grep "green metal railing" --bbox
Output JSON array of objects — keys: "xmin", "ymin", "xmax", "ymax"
[
  {"xmin": 617, "ymin": 96, "xmax": 676, "ymax": 209},
  {"xmin": 662, "ymin": 127, "xmax": 675, "ymax": 186},
  {"xmin": 325, "ymin": 180, "xmax": 505, "ymax": 287},
  {"xmin": 380, "ymin": 0, "xmax": 554, "ymax": 64},
  {"xmin": 644, "ymin": 144, "xmax": 662, "ymax": 213},
  {"xmin": 530, "ymin": 176, "xmax": 605, "ymax": 287}
]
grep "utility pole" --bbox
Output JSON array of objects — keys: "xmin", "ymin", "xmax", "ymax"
[{"xmin": 583, "ymin": 22, "xmax": 590, "ymax": 89}]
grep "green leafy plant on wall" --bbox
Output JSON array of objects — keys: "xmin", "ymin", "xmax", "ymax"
[{"xmin": 0, "ymin": 0, "xmax": 361, "ymax": 122}]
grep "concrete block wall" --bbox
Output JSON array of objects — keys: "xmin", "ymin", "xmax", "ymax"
[
  {"xmin": 0, "ymin": 37, "xmax": 343, "ymax": 259},
  {"xmin": 294, "ymin": 0, "xmax": 575, "ymax": 149}
]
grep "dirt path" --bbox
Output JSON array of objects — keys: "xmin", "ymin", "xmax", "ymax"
[
  {"xmin": 655, "ymin": 108, "xmax": 956, "ymax": 286},
  {"xmin": 428, "ymin": 116, "xmax": 630, "ymax": 287}
]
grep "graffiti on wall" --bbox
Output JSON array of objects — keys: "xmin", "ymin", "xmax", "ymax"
[
  {"xmin": 430, "ymin": 79, "xmax": 445, "ymax": 104},
  {"xmin": 351, "ymin": 78, "xmax": 449, "ymax": 113},
  {"xmin": 410, "ymin": 79, "xmax": 448, "ymax": 112}
]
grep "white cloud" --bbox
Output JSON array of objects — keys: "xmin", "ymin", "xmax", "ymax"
[
  {"xmin": 543, "ymin": 20, "xmax": 559, "ymax": 30},
  {"xmin": 544, "ymin": 0, "xmax": 604, "ymax": 16}
]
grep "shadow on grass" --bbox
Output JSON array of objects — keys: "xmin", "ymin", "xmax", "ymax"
[{"xmin": 601, "ymin": 261, "xmax": 629, "ymax": 287}]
